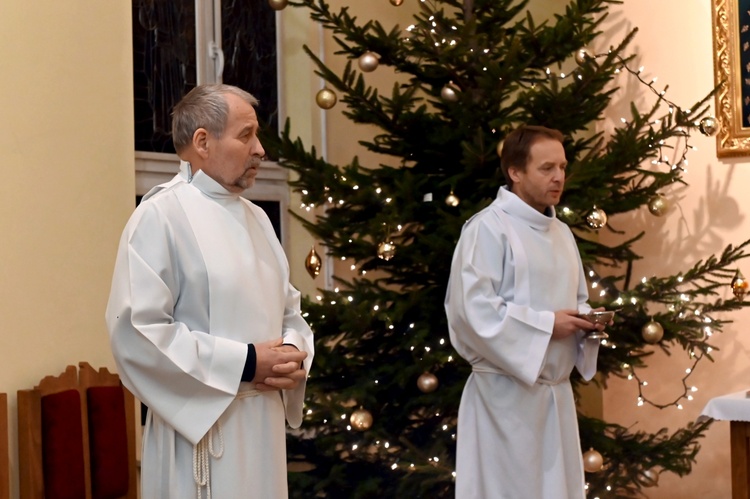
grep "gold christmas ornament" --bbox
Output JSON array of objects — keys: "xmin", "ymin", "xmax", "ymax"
[
  {"xmin": 647, "ymin": 194, "xmax": 670, "ymax": 217},
  {"xmin": 350, "ymin": 409, "xmax": 373, "ymax": 431},
  {"xmin": 268, "ymin": 0, "xmax": 288, "ymax": 10},
  {"xmin": 304, "ymin": 246, "xmax": 322, "ymax": 278},
  {"xmin": 575, "ymin": 48, "xmax": 590, "ymax": 65},
  {"xmin": 582, "ymin": 448, "xmax": 604, "ymax": 473},
  {"xmin": 440, "ymin": 83, "xmax": 460, "ymax": 103},
  {"xmin": 731, "ymin": 269, "xmax": 749, "ymax": 300},
  {"xmin": 417, "ymin": 372, "xmax": 439, "ymax": 393},
  {"xmin": 641, "ymin": 320, "xmax": 664, "ymax": 344},
  {"xmin": 445, "ymin": 191, "xmax": 460, "ymax": 207},
  {"xmin": 377, "ymin": 240, "xmax": 396, "ymax": 261},
  {"xmin": 640, "ymin": 468, "xmax": 659, "ymax": 487},
  {"xmin": 585, "ymin": 207, "xmax": 608, "ymax": 230},
  {"xmin": 358, "ymin": 52, "xmax": 379, "ymax": 72},
  {"xmin": 389, "ymin": 0, "xmax": 404, "ymax": 5},
  {"xmin": 698, "ymin": 116, "xmax": 718, "ymax": 136},
  {"xmin": 315, "ymin": 88, "xmax": 337, "ymax": 109}
]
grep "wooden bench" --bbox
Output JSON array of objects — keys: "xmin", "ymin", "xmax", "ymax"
[{"xmin": 17, "ymin": 363, "xmax": 137, "ymax": 499}]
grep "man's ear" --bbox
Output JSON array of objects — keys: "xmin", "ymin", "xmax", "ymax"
[
  {"xmin": 192, "ymin": 128, "xmax": 209, "ymax": 159},
  {"xmin": 508, "ymin": 166, "xmax": 523, "ymax": 184}
]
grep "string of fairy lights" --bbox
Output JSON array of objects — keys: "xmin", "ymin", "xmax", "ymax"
[
  {"xmin": 272, "ymin": 0, "xmax": 747, "ymax": 493},
  {"xmin": 586, "ymin": 270, "xmax": 717, "ymax": 411}
]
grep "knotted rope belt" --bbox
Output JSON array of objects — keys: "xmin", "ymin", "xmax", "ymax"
[{"xmin": 193, "ymin": 388, "xmax": 261, "ymax": 499}]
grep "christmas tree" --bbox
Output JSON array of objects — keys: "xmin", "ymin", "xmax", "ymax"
[{"xmin": 261, "ymin": 0, "xmax": 750, "ymax": 496}]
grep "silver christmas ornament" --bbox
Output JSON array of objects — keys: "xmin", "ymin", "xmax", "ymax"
[
  {"xmin": 640, "ymin": 468, "xmax": 659, "ymax": 487},
  {"xmin": 350, "ymin": 409, "xmax": 373, "ymax": 430},
  {"xmin": 582, "ymin": 448, "xmax": 604, "ymax": 473},
  {"xmin": 358, "ymin": 52, "xmax": 379, "ymax": 73},
  {"xmin": 575, "ymin": 48, "xmax": 591, "ymax": 65},
  {"xmin": 440, "ymin": 83, "xmax": 460, "ymax": 103},
  {"xmin": 377, "ymin": 241, "xmax": 396, "ymax": 261},
  {"xmin": 698, "ymin": 116, "xmax": 717, "ymax": 136},
  {"xmin": 417, "ymin": 372, "xmax": 439, "ymax": 393},
  {"xmin": 585, "ymin": 207, "xmax": 608, "ymax": 230},
  {"xmin": 648, "ymin": 195, "xmax": 670, "ymax": 217}
]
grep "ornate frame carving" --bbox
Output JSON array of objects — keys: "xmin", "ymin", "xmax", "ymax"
[{"xmin": 712, "ymin": 0, "xmax": 750, "ymax": 156}]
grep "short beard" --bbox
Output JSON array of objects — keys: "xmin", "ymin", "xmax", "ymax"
[
  {"xmin": 232, "ymin": 159, "xmax": 260, "ymax": 191},
  {"xmin": 234, "ymin": 176, "xmax": 255, "ymax": 191}
]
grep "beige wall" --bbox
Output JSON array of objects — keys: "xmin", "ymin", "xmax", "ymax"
[
  {"xmin": 0, "ymin": 1, "xmax": 134, "ymax": 497},
  {"xmin": 598, "ymin": 1, "xmax": 750, "ymax": 498}
]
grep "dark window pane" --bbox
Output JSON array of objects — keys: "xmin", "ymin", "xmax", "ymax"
[
  {"xmin": 132, "ymin": 0, "xmax": 197, "ymax": 153},
  {"xmin": 251, "ymin": 200, "xmax": 282, "ymax": 243},
  {"xmin": 221, "ymin": 0, "xmax": 279, "ymax": 140},
  {"xmin": 132, "ymin": 0, "xmax": 278, "ymax": 154}
]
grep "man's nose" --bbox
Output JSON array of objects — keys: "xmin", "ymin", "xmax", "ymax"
[{"xmin": 254, "ymin": 139, "xmax": 266, "ymax": 158}]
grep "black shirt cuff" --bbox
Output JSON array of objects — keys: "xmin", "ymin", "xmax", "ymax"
[{"xmin": 241, "ymin": 344, "xmax": 257, "ymax": 382}]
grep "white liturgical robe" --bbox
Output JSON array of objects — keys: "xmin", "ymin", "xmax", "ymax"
[
  {"xmin": 106, "ymin": 163, "xmax": 314, "ymax": 498},
  {"xmin": 445, "ymin": 186, "xmax": 599, "ymax": 499}
]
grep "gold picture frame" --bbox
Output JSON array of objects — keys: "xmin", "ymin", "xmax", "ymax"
[{"xmin": 712, "ymin": 0, "xmax": 750, "ymax": 156}]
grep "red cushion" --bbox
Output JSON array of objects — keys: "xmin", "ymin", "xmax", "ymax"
[
  {"xmin": 41, "ymin": 389, "xmax": 86, "ymax": 499},
  {"xmin": 87, "ymin": 386, "xmax": 129, "ymax": 499}
]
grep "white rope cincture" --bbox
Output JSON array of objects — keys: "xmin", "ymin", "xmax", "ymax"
[
  {"xmin": 192, "ymin": 388, "xmax": 259, "ymax": 499},
  {"xmin": 193, "ymin": 422, "xmax": 225, "ymax": 499}
]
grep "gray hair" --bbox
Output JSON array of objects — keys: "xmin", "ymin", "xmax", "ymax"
[{"xmin": 171, "ymin": 84, "xmax": 259, "ymax": 154}]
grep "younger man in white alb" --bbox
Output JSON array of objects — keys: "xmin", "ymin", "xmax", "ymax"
[{"xmin": 445, "ymin": 125, "xmax": 604, "ymax": 499}]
